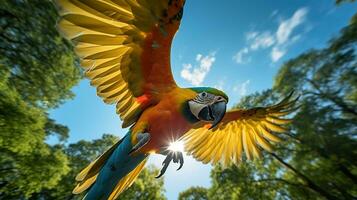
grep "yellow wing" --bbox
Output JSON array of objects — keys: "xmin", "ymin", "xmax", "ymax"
[
  {"xmin": 181, "ymin": 92, "xmax": 299, "ymax": 167},
  {"xmin": 56, "ymin": 0, "xmax": 185, "ymax": 127}
]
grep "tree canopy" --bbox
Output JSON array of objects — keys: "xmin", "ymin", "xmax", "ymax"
[
  {"xmin": 0, "ymin": 0, "xmax": 81, "ymax": 109},
  {"xmin": 0, "ymin": 0, "xmax": 80, "ymax": 198},
  {"xmin": 180, "ymin": 6, "xmax": 357, "ymax": 200}
]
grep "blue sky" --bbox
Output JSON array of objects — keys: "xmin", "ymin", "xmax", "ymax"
[{"xmin": 50, "ymin": 1, "xmax": 357, "ymax": 199}]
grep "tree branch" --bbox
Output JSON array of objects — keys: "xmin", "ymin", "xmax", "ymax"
[
  {"xmin": 306, "ymin": 78, "xmax": 357, "ymax": 116},
  {"xmin": 252, "ymin": 178, "xmax": 306, "ymax": 188},
  {"xmin": 269, "ymin": 152, "xmax": 339, "ymax": 200}
]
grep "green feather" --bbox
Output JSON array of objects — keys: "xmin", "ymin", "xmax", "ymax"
[{"xmin": 188, "ymin": 87, "xmax": 229, "ymax": 102}]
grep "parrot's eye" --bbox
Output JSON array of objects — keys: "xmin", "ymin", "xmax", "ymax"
[{"xmin": 201, "ymin": 92, "xmax": 207, "ymax": 97}]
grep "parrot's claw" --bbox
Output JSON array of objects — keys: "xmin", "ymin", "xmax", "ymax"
[
  {"xmin": 128, "ymin": 132, "xmax": 150, "ymax": 155},
  {"xmin": 176, "ymin": 153, "xmax": 184, "ymax": 171},
  {"xmin": 155, "ymin": 150, "xmax": 184, "ymax": 178}
]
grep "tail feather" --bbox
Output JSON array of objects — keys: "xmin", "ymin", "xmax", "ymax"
[
  {"xmin": 73, "ymin": 138, "xmax": 124, "ymax": 194},
  {"xmin": 73, "ymin": 132, "xmax": 148, "ymax": 200},
  {"xmin": 73, "ymin": 174, "xmax": 98, "ymax": 194},
  {"xmin": 108, "ymin": 159, "xmax": 147, "ymax": 200},
  {"xmin": 76, "ymin": 139, "xmax": 123, "ymax": 182}
]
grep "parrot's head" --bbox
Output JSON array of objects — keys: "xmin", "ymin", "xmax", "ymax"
[{"xmin": 187, "ymin": 87, "xmax": 229, "ymax": 129}]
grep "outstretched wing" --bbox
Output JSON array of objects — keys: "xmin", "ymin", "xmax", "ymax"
[
  {"xmin": 181, "ymin": 92, "xmax": 299, "ymax": 167},
  {"xmin": 56, "ymin": 0, "xmax": 185, "ymax": 127}
]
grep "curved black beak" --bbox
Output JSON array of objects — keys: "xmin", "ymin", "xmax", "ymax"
[
  {"xmin": 209, "ymin": 101, "xmax": 227, "ymax": 129},
  {"xmin": 198, "ymin": 101, "xmax": 227, "ymax": 129}
]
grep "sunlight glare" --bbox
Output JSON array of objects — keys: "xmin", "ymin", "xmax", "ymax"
[{"xmin": 168, "ymin": 140, "xmax": 185, "ymax": 152}]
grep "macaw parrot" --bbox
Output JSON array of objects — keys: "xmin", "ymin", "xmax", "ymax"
[{"xmin": 56, "ymin": 0, "xmax": 298, "ymax": 199}]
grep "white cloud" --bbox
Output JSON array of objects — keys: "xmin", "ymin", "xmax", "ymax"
[
  {"xmin": 249, "ymin": 31, "xmax": 275, "ymax": 50},
  {"xmin": 233, "ymin": 7, "xmax": 309, "ymax": 64},
  {"xmin": 276, "ymin": 8, "xmax": 308, "ymax": 45},
  {"xmin": 245, "ymin": 31, "xmax": 259, "ymax": 40},
  {"xmin": 233, "ymin": 47, "xmax": 250, "ymax": 64},
  {"xmin": 271, "ymin": 47, "xmax": 285, "ymax": 62},
  {"xmin": 180, "ymin": 53, "xmax": 216, "ymax": 86},
  {"xmin": 196, "ymin": 54, "xmax": 202, "ymax": 61},
  {"xmin": 233, "ymin": 80, "xmax": 250, "ymax": 96},
  {"xmin": 271, "ymin": 7, "xmax": 308, "ymax": 62}
]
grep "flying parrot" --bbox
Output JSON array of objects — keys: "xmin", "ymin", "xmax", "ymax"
[{"xmin": 55, "ymin": 0, "xmax": 299, "ymax": 199}]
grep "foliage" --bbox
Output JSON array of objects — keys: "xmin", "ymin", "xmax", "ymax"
[
  {"xmin": 121, "ymin": 165, "xmax": 166, "ymax": 200},
  {"xmin": 181, "ymin": 8, "xmax": 357, "ymax": 200},
  {"xmin": 271, "ymin": 10, "xmax": 357, "ymax": 198},
  {"xmin": 0, "ymin": 0, "xmax": 81, "ymax": 198},
  {"xmin": 179, "ymin": 186, "xmax": 209, "ymax": 200},
  {"xmin": 0, "ymin": 0, "xmax": 81, "ymax": 109},
  {"xmin": 0, "ymin": 68, "xmax": 70, "ymax": 199}
]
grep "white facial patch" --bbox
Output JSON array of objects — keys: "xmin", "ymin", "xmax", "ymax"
[{"xmin": 188, "ymin": 100, "xmax": 206, "ymax": 119}]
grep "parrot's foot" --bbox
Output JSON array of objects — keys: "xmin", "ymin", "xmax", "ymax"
[
  {"xmin": 155, "ymin": 149, "xmax": 184, "ymax": 178},
  {"xmin": 128, "ymin": 132, "xmax": 150, "ymax": 155}
]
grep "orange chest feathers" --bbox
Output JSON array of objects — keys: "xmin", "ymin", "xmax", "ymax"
[{"xmin": 133, "ymin": 88, "xmax": 197, "ymax": 153}]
